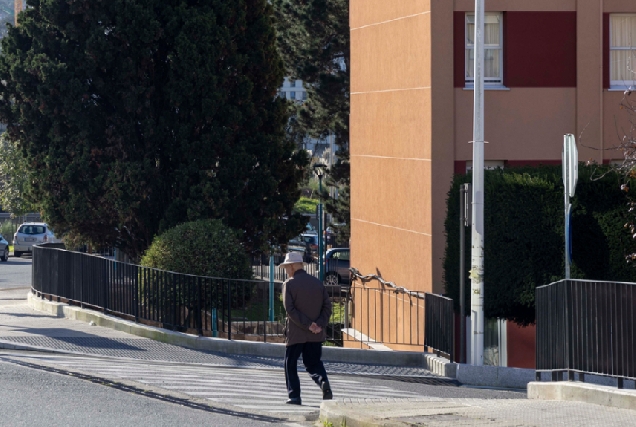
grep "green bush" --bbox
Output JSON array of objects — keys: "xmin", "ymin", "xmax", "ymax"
[
  {"xmin": 444, "ymin": 165, "xmax": 636, "ymax": 325},
  {"xmin": 0, "ymin": 221, "xmax": 16, "ymax": 244},
  {"xmin": 139, "ymin": 220, "xmax": 254, "ymax": 316},
  {"xmin": 294, "ymin": 196, "xmax": 319, "ymax": 214},
  {"xmin": 140, "ymin": 219, "xmax": 253, "ymax": 279}
]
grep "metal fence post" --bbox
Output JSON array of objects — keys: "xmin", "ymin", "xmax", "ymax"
[
  {"xmin": 103, "ymin": 258, "xmax": 108, "ymax": 314},
  {"xmin": 133, "ymin": 264, "xmax": 139, "ymax": 323},
  {"xmin": 227, "ymin": 280, "xmax": 232, "ymax": 341},
  {"xmin": 197, "ymin": 276, "xmax": 202, "ymax": 335},
  {"xmin": 212, "ymin": 308, "xmax": 218, "ymax": 338},
  {"xmin": 269, "ymin": 255, "xmax": 275, "ymax": 322},
  {"xmin": 172, "ymin": 274, "xmax": 177, "ymax": 331}
]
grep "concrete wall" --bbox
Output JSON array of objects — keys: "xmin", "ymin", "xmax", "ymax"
[
  {"xmin": 350, "ymin": 0, "xmax": 435, "ymax": 294},
  {"xmin": 454, "ymin": 88, "xmax": 577, "ymax": 162}
]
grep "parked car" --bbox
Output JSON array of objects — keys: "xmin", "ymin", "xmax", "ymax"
[
  {"xmin": 13, "ymin": 222, "xmax": 61, "ymax": 257},
  {"xmin": 287, "ymin": 233, "xmax": 321, "ymax": 262},
  {"xmin": 0, "ymin": 233, "xmax": 8, "ymax": 262},
  {"xmin": 324, "ymin": 248, "xmax": 350, "ymax": 286}
]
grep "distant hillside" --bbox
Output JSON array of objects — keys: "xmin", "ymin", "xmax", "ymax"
[{"xmin": 0, "ymin": 1, "xmax": 13, "ymax": 39}]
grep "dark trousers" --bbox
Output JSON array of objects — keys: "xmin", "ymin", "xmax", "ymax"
[{"xmin": 284, "ymin": 342, "xmax": 329, "ymax": 399}]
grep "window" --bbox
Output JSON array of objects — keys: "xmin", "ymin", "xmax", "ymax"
[
  {"xmin": 302, "ymin": 91, "xmax": 308, "ymax": 100},
  {"xmin": 610, "ymin": 14, "xmax": 636, "ymax": 88},
  {"xmin": 466, "ymin": 13, "xmax": 503, "ymax": 86},
  {"xmin": 290, "ymin": 91, "xmax": 296, "ymax": 100},
  {"xmin": 18, "ymin": 225, "xmax": 46, "ymax": 235}
]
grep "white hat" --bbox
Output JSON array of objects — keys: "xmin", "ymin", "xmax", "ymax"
[{"xmin": 280, "ymin": 252, "xmax": 304, "ymax": 266}]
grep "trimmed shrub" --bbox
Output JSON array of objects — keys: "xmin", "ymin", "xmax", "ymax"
[
  {"xmin": 141, "ymin": 219, "xmax": 252, "ymax": 280},
  {"xmin": 444, "ymin": 165, "xmax": 636, "ymax": 325},
  {"xmin": 294, "ymin": 196, "xmax": 319, "ymax": 215}
]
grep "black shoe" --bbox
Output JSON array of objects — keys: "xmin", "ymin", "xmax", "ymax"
[
  {"xmin": 286, "ymin": 398, "xmax": 302, "ymax": 405},
  {"xmin": 321, "ymin": 383, "xmax": 333, "ymax": 400}
]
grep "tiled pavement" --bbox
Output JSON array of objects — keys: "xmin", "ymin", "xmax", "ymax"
[
  {"xmin": 0, "ymin": 352, "xmax": 425, "ymax": 416},
  {"xmin": 2, "ymin": 299, "xmax": 635, "ymax": 426}
]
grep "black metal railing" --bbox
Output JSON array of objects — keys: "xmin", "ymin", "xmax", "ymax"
[
  {"xmin": 33, "ymin": 246, "xmax": 286, "ymax": 342},
  {"xmin": 32, "ymin": 245, "xmax": 352, "ymax": 345},
  {"xmin": 343, "ymin": 268, "xmax": 455, "ymax": 355},
  {"xmin": 536, "ymin": 279, "xmax": 636, "ymax": 388},
  {"xmin": 425, "ymin": 293, "xmax": 455, "ymax": 362}
]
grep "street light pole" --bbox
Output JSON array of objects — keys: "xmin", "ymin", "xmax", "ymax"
[
  {"xmin": 314, "ymin": 164, "xmax": 327, "ymax": 282},
  {"xmin": 470, "ymin": 0, "xmax": 485, "ymax": 366}
]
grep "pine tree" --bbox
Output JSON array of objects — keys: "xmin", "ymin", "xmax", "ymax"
[
  {"xmin": 0, "ymin": 0, "xmax": 308, "ymax": 260},
  {"xmin": 272, "ymin": 0, "xmax": 350, "ymax": 244}
]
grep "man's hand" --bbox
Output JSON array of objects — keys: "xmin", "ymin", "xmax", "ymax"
[{"xmin": 309, "ymin": 322, "xmax": 322, "ymax": 334}]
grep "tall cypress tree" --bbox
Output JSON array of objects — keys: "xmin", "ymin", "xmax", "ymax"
[
  {"xmin": 272, "ymin": 0, "xmax": 350, "ymax": 244},
  {"xmin": 0, "ymin": 0, "xmax": 307, "ymax": 260}
]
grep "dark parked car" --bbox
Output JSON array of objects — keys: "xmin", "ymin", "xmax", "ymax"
[
  {"xmin": 288, "ymin": 233, "xmax": 320, "ymax": 262},
  {"xmin": 0, "ymin": 233, "xmax": 8, "ymax": 262},
  {"xmin": 324, "ymin": 248, "xmax": 350, "ymax": 286}
]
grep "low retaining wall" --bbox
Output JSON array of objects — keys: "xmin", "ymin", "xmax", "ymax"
[
  {"xmin": 455, "ymin": 363, "xmax": 535, "ymax": 389},
  {"xmin": 27, "ymin": 292, "xmax": 435, "ymax": 368}
]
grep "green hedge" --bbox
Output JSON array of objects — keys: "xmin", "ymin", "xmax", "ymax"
[{"xmin": 443, "ymin": 165, "xmax": 636, "ymax": 325}]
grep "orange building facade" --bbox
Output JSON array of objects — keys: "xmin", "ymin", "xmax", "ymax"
[{"xmin": 350, "ymin": 1, "xmax": 636, "ymax": 362}]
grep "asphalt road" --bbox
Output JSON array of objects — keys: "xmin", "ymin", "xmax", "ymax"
[
  {"xmin": 0, "ymin": 256, "xmax": 32, "ymax": 302},
  {"xmin": 0, "ymin": 358, "xmax": 279, "ymax": 427},
  {"xmin": 0, "ymin": 255, "xmax": 32, "ymax": 287}
]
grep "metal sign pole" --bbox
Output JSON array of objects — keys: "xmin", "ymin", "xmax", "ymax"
[{"xmin": 459, "ymin": 183, "xmax": 472, "ymax": 364}]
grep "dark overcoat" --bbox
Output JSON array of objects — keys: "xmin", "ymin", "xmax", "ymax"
[{"xmin": 282, "ymin": 269, "xmax": 332, "ymax": 346}]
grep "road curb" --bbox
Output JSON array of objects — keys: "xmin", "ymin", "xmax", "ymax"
[
  {"xmin": 0, "ymin": 340, "xmax": 63, "ymax": 354},
  {"xmin": 319, "ymin": 401, "xmax": 417, "ymax": 427},
  {"xmin": 26, "ymin": 292, "xmax": 448, "ymax": 370},
  {"xmin": 528, "ymin": 381, "xmax": 636, "ymax": 411}
]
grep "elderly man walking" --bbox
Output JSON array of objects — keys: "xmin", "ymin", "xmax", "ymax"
[{"xmin": 280, "ymin": 252, "xmax": 333, "ymax": 405}]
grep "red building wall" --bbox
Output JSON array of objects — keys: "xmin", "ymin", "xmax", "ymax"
[{"xmin": 507, "ymin": 322, "xmax": 536, "ymax": 369}]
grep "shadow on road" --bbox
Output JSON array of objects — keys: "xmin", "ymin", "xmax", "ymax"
[
  {"xmin": 2, "ymin": 260, "xmax": 32, "ymax": 266},
  {"xmin": 0, "ymin": 312, "xmax": 52, "ymax": 318},
  {"xmin": 1, "ymin": 331, "xmax": 145, "ymax": 350}
]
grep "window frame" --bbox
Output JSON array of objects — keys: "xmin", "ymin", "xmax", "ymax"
[
  {"xmin": 465, "ymin": 12, "xmax": 504, "ymax": 88},
  {"xmin": 610, "ymin": 13, "xmax": 636, "ymax": 89}
]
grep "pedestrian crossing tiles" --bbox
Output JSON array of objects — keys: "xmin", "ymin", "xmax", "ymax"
[{"xmin": 6, "ymin": 354, "xmax": 422, "ymax": 415}]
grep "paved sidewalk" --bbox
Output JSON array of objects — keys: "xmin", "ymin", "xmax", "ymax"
[
  {"xmin": 0, "ymin": 299, "xmax": 437, "ymax": 377},
  {"xmin": 320, "ymin": 397, "xmax": 636, "ymax": 426},
  {"xmin": 4, "ymin": 297, "xmax": 634, "ymax": 426}
]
